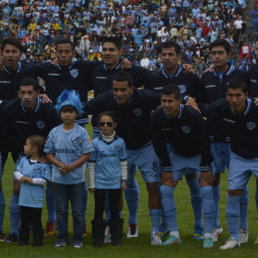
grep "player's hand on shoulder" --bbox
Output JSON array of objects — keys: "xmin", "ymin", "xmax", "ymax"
[
  {"xmin": 203, "ymin": 64, "xmax": 214, "ymax": 74},
  {"xmin": 121, "ymin": 57, "xmax": 132, "ymax": 69},
  {"xmin": 182, "ymin": 63, "xmax": 194, "ymax": 74},
  {"xmin": 39, "ymin": 94, "xmax": 52, "ymax": 104},
  {"xmin": 185, "ymin": 97, "xmax": 201, "ymax": 113}
]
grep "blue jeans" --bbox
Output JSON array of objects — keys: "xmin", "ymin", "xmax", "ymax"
[{"xmin": 54, "ymin": 182, "xmax": 85, "ymax": 243}]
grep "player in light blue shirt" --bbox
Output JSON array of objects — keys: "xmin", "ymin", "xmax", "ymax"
[
  {"xmin": 88, "ymin": 111, "xmax": 127, "ymax": 247},
  {"xmin": 44, "ymin": 90, "xmax": 93, "ymax": 249},
  {"xmin": 14, "ymin": 135, "xmax": 51, "ymax": 247}
]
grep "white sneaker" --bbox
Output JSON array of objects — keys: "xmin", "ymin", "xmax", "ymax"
[
  {"xmin": 239, "ymin": 229, "xmax": 248, "ymax": 244},
  {"xmin": 151, "ymin": 232, "xmax": 162, "ymax": 246},
  {"xmin": 212, "ymin": 227, "xmax": 223, "ymax": 242},
  {"xmin": 104, "ymin": 224, "xmax": 111, "ymax": 243},
  {"xmin": 127, "ymin": 224, "xmax": 138, "ymax": 238},
  {"xmin": 219, "ymin": 238, "xmax": 240, "ymax": 250}
]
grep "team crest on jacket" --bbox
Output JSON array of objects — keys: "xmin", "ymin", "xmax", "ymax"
[
  {"xmin": 70, "ymin": 69, "xmax": 79, "ymax": 78},
  {"xmin": 178, "ymin": 84, "xmax": 186, "ymax": 94},
  {"xmin": 133, "ymin": 108, "xmax": 143, "ymax": 116},
  {"xmin": 246, "ymin": 121, "xmax": 256, "ymax": 131},
  {"xmin": 181, "ymin": 126, "xmax": 191, "ymax": 134},
  {"xmin": 36, "ymin": 121, "xmax": 45, "ymax": 129},
  {"xmin": 72, "ymin": 136, "xmax": 79, "ymax": 144}
]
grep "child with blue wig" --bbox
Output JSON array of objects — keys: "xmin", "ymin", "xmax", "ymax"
[{"xmin": 44, "ymin": 90, "xmax": 94, "ymax": 248}]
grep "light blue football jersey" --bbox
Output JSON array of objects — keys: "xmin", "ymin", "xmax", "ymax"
[
  {"xmin": 17, "ymin": 156, "xmax": 51, "ymax": 208},
  {"xmin": 44, "ymin": 123, "xmax": 94, "ymax": 184},
  {"xmin": 89, "ymin": 135, "xmax": 127, "ymax": 189}
]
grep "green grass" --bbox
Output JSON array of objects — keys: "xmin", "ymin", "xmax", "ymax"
[{"xmin": 0, "ymin": 126, "xmax": 257, "ymax": 257}]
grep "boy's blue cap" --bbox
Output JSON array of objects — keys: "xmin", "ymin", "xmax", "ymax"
[{"xmin": 55, "ymin": 89, "xmax": 83, "ymax": 116}]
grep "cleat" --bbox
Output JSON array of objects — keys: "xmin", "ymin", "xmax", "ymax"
[
  {"xmin": 193, "ymin": 233, "xmax": 204, "ymax": 240},
  {"xmin": 45, "ymin": 222, "xmax": 57, "ymax": 237},
  {"xmin": 220, "ymin": 238, "xmax": 240, "ymax": 250},
  {"xmin": 0, "ymin": 232, "xmax": 5, "ymax": 242},
  {"xmin": 159, "ymin": 224, "xmax": 169, "ymax": 238},
  {"xmin": 254, "ymin": 233, "xmax": 258, "ymax": 245},
  {"xmin": 104, "ymin": 224, "xmax": 111, "ymax": 243},
  {"xmin": 127, "ymin": 224, "xmax": 138, "ymax": 238},
  {"xmin": 83, "ymin": 222, "xmax": 87, "ymax": 237},
  {"xmin": 151, "ymin": 232, "xmax": 162, "ymax": 246},
  {"xmin": 5, "ymin": 233, "xmax": 18, "ymax": 243},
  {"xmin": 213, "ymin": 227, "xmax": 223, "ymax": 242},
  {"xmin": 54, "ymin": 240, "xmax": 67, "ymax": 248},
  {"xmin": 162, "ymin": 235, "xmax": 182, "ymax": 245},
  {"xmin": 239, "ymin": 229, "xmax": 248, "ymax": 244},
  {"xmin": 203, "ymin": 237, "xmax": 213, "ymax": 248},
  {"xmin": 72, "ymin": 241, "xmax": 83, "ymax": 248}
]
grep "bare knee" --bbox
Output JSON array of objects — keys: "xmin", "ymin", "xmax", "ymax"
[{"xmin": 160, "ymin": 172, "xmax": 178, "ymax": 187}]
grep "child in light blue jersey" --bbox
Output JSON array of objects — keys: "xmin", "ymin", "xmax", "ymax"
[
  {"xmin": 44, "ymin": 90, "xmax": 93, "ymax": 249},
  {"xmin": 14, "ymin": 135, "xmax": 51, "ymax": 247},
  {"xmin": 88, "ymin": 111, "xmax": 127, "ymax": 247}
]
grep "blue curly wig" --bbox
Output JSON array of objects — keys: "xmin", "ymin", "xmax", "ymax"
[{"xmin": 55, "ymin": 89, "xmax": 83, "ymax": 116}]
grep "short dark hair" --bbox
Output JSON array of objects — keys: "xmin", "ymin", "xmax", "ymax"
[
  {"xmin": 2, "ymin": 37, "xmax": 23, "ymax": 52},
  {"xmin": 19, "ymin": 77, "xmax": 39, "ymax": 91},
  {"xmin": 161, "ymin": 40, "xmax": 181, "ymax": 55},
  {"xmin": 227, "ymin": 77, "xmax": 247, "ymax": 93},
  {"xmin": 162, "ymin": 84, "xmax": 181, "ymax": 100},
  {"xmin": 209, "ymin": 39, "xmax": 231, "ymax": 54},
  {"xmin": 97, "ymin": 111, "xmax": 118, "ymax": 125},
  {"xmin": 55, "ymin": 38, "xmax": 74, "ymax": 50},
  {"xmin": 102, "ymin": 36, "xmax": 121, "ymax": 50},
  {"xmin": 27, "ymin": 135, "xmax": 45, "ymax": 157},
  {"xmin": 113, "ymin": 71, "xmax": 134, "ymax": 87}
]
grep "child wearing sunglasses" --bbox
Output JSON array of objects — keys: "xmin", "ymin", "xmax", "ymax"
[{"xmin": 88, "ymin": 111, "xmax": 127, "ymax": 247}]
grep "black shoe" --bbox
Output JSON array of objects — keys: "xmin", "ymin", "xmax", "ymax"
[
  {"xmin": 92, "ymin": 219, "xmax": 106, "ymax": 247},
  {"xmin": 18, "ymin": 229, "xmax": 29, "ymax": 246},
  {"xmin": 33, "ymin": 229, "xmax": 44, "ymax": 247},
  {"xmin": 5, "ymin": 233, "xmax": 18, "ymax": 243},
  {"xmin": 110, "ymin": 218, "xmax": 124, "ymax": 246}
]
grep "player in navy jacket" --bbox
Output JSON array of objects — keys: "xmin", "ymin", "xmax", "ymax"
[
  {"xmin": 150, "ymin": 84, "xmax": 214, "ymax": 247},
  {"xmin": 208, "ymin": 77, "xmax": 258, "ymax": 249},
  {"xmin": 199, "ymin": 39, "xmax": 249, "ymax": 242},
  {"xmin": 0, "ymin": 77, "xmax": 59, "ymax": 242}
]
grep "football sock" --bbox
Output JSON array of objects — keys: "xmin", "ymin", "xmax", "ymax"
[
  {"xmin": 9, "ymin": 194, "xmax": 20, "ymax": 235},
  {"xmin": 125, "ymin": 177, "xmax": 139, "ymax": 225},
  {"xmin": 240, "ymin": 186, "xmax": 248, "ymax": 230},
  {"xmin": 213, "ymin": 184, "xmax": 220, "ymax": 228},
  {"xmin": 149, "ymin": 209, "xmax": 161, "ymax": 233},
  {"xmin": 160, "ymin": 185, "xmax": 178, "ymax": 232},
  {"xmin": 0, "ymin": 191, "xmax": 5, "ymax": 232},
  {"xmin": 187, "ymin": 178, "xmax": 203, "ymax": 235},
  {"xmin": 226, "ymin": 194, "xmax": 240, "ymax": 242},
  {"xmin": 46, "ymin": 184, "xmax": 56, "ymax": 223},
  {"xmin": 200, "ymin": 186, "xmax": 215, "ymax": 235}
]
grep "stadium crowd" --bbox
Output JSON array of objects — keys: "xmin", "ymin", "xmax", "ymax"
[
  {"xmin": 0, "ymin": 0, "xmax": 255, "ymax": 74},
  {"xmin": 0, "ymin": 0, "xmax": 257, "ymax": 252}
]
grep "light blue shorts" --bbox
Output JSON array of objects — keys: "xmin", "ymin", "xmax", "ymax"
[
  {"xmin": 228, "ymin": 152, "xmax": 258, "ymax": 190},
  {"xmin": 210, "ymin": 142, "xmax": 230, "ymax": 173},
  {"xmin": 167, "ymin": 145, "xmax": 201, "ymax": 180},
  {"xmin": 127, "ymin": 144, "xmax": 160, "ymax": 183}
]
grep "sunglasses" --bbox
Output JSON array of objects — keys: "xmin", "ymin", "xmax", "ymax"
[{"xmin": 99, "ymin": 122, "xmax": 113, "ymax": 127}]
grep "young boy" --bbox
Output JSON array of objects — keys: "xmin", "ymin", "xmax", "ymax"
[
  {"xmin": 14, "ymin": 135, "xmax": 51, "ymax": 246},
  {"xmin": 44, "ymin": 90, "xmax": 93, "ymax": 248}
]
